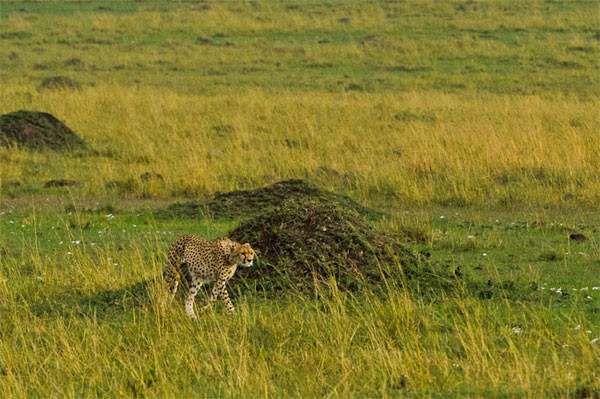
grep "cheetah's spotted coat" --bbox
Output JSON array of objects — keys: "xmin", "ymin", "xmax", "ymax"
[{"xmin": 163, "ymin": 235, "xmax": 255, "ymax": 318}]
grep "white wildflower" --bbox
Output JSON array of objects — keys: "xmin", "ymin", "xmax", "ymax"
[
  {"xmin": 440, "ymin": 215, "xmax": 445, "ymax": 219},
  {"xmin": 512, "ymin": 327, "xmax": 522, "ymax": 334},
  {"xmin": 574, "ymin": 325, "xmax": 581, "ymax": 330},
  {"xmin": 591, "ymin": 338, "xmax": 599, "ymax": 344},
  {"xmin": 482, "ymin": 253, "xmax": 487, "ymax": 257}
]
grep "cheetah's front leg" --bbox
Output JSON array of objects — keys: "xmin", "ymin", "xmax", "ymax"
[
  {"xmin": 218, "ymin": 287, "xmax": 236, "ymax": 314},
  {"xmin": 203, "ymin": 279, "xmax": 235, "ymax": 314},
  {"xmin": 202, "ymin": 282, "xmax": 220, "ymax": 312}
]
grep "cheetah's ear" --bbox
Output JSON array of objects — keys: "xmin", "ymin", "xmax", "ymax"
[{"xmin": 218, "ymin": 238, "xmax": 236, "ymax": 252}]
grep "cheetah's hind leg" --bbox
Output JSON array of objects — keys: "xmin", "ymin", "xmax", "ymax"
[
  {"xmin": 163, "ymin": 265, "xmax": 180, "ymax": 298},
  {"xmin": 185, "ymin": 280, "xmax": 203, "ymax": 319}
]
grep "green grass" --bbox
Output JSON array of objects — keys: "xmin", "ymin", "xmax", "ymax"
[
  {"xmin": 1, "ymin": 207, "xmax": 599, "ymax": 397},
  {"xmin": 1, "ymin": 1, "xmax": 599, "ymax": 397},
  {"xmin": 1, "ymin": 1, "xmax": 598, "ymax": 96}
]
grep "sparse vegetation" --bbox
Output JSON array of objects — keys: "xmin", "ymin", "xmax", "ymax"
[{"xmin": 1, "ymin": 1, "xmax": 598, "ymax": 398}]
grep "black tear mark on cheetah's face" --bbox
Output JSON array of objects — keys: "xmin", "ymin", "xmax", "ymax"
[{"xmin": 231, "ymin": 242, "xmax": 255, "ymax": 268}]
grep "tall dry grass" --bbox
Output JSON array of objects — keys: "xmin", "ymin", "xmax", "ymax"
[
  {"xmin": 2, "ymin": 86, "xmax": 598, "ymax": 207},
  {"xmin": 0, "ymin": 232, "xmax": 598, "ymax": 398}
]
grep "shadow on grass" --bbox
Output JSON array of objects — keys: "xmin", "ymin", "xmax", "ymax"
[
  {"xmin": 28, "ymin": 274, "xmax": 543, "ymax": 321},
  {"xmin": 30, "ymin": 279, "xmax": 158, "ymax": 319}
]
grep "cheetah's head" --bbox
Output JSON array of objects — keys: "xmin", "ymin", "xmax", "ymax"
[{"xmin": 230, "ymin": 242, "xmax": 256, "ymax": 267}]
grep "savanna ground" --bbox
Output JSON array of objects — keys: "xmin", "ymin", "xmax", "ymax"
[{"xmin": 0, "ymin": 1, "xmax": 599, "ymax": 397}]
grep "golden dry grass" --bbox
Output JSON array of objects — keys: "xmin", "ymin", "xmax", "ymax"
[{"xmin": 2, "ymin": 86, "xmax": 599, "ymax": 207}]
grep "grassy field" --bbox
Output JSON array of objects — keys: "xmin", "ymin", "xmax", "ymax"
[{"xmin": 1, "ymin": 1, "xmax": 599, "ymax": 398}]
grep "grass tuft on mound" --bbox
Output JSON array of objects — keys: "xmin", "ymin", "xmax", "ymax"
[
  {"xmin": 0, "ymin": 110, "xmax": 86, "ymax": 151},
  {"xmin": 229, "ymin": 197, "xmax": 456, "ymax": 293},
  {"xmin": 161, "ymin": 179, "xmax": 381, "ymax": 220}
]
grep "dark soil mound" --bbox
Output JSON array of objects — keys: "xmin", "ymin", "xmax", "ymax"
[
  {"xmin": 162, "ymin": 179, "xmax": 380, "ymax": 220},
  {"xmin": 229, "ymin": 198, "xmax": 455, "ymax": 292},
  {"xmin": 0, "ymin": 110, "xmax": 86, "ymax": 151}
]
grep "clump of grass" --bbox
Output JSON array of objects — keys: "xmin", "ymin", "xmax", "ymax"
[
  {"xmin": 539, "ymin": 251, "xmax": 565, "ymax": 262},
  {"xmin": 394, "ymin": 110, "xmax": 436, "ymax": 122},
  {"xmin": 37, "ymin": 76, "xmax": 81, "ymax": 91},
  {"xmin": 398, "ymin": 225, "xmax": 431, "ymax": 244},
  {"xmin": 105, "ymin": 177, "xmax": 137, "ymax": 193}
]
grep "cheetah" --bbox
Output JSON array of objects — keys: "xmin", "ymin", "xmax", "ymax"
[{"xmin": 163, "ymin": 235, "xmax": 255, "ymax": 318}]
